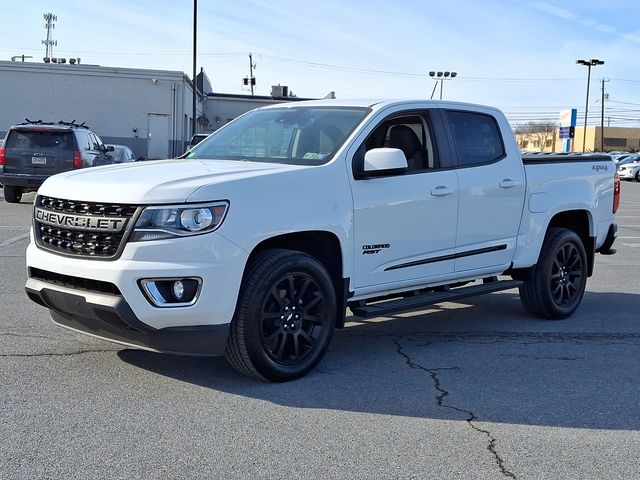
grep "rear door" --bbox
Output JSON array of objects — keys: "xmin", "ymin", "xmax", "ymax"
[
  {"xmin": 444, "ymin": 109, "xmax": 526, "ymax": 272},
  {"xmin": 3, "ymin": 128, "xmax": 75, "ymax": 176}
]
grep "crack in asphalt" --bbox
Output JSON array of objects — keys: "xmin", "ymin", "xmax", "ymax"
[
  {"xmin": 0, "ymin": 331, "xmax": 120, "ymax": 358},
  {"xmin": 394, "ymin": 337, "xmax": 518, "ymax": 480},
  {"xmin": 0, "ymin": 348, "xmax": 117, "ymax": 358},
  {"xmin": 0, "ymin": 331, "xmax": 74, "ymax": 342},
  {"xmin": 503, "ymin": 354, "xmax": 583, "ymax": 361}
]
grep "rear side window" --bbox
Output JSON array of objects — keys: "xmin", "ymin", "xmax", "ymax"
[
  {"xmin": 88, "ymin": 133, "xmax": 101, "ymax": 150},
  {"xmin": 78, "ymin": 131, "xmax": 92, "ymax": 150},
  {"xmin": 446, "ymin": 111, "xmax": 505, "ymax": 167},
  {"xmin": 6, "ymin": 130, "xmax": 74, "ymax": 150}
]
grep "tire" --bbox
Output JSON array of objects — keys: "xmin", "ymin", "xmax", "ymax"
[
  {"xmin": 635, "ymin": 170, "xmax": 640, "ymax": 182},
  {"xmin": 519, "ymin": 228, "xmax": 588, "ymax": 319},
  {"xmin": 225, "ymin": 249, "xmax": 337, "ymax": 382},
  {"xmin": 3, "ymin": 185, "xmax": 23, "ymax": 203}
]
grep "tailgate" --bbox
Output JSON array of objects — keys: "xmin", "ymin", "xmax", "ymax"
[{"xmin": 4, "ymin": 129, "xmax": 75, "ymax": 176}]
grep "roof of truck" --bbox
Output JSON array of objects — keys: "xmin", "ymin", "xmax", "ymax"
[{"xmin": 258, "ymin": 98, "xmax": 503, "ymax": 114}]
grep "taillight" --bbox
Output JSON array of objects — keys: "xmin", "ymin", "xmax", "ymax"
[
  {"xmin": 73, "ymin": 151, "xmax": 83, "ymax": 169},
  {"xmin": 0, "ymin": 147, "xmax": 5, "ymax": 166},
  {"xmin": 613, "ymin": 173, "xmax": 620, "ymax": 213}
]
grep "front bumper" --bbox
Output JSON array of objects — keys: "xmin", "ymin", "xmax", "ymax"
[
  {"xmin": 25, "ymin": 278, "xmax": 229, "ymax": 355},
  {"xmin": 25, "ymin": 229, "xmax": 249, "ymax": 354},
  {"xmin": 618, "ymin": 170, "xmax": 638, "ymax": 180}
]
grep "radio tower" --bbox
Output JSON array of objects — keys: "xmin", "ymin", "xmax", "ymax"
[{"xmin": 42, "ymin": 13, "xmax": 58, "ymax": 58}]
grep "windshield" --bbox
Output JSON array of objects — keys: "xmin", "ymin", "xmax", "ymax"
[
  {"xmin": 619, "ymin": 156, "xmax": 639, "ymax": 165},
  {"xmin": 186, "ymin": 106, "xmax": 370, "ymax": 165}
]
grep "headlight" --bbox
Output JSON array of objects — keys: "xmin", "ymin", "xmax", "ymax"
[{"xmin": 131, "ymin": 201, "xmax": 229, "ymax": 242}]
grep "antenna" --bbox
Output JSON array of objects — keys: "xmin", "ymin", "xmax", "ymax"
[{"xmin": 42, "ymin": 13, "xmax": 58, "ymax": 59}]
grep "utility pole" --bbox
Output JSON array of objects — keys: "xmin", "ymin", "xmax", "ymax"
[
  {"xmin": 42, "ymin": 13, "xmax": 57, "ymax": 59},
  {"xmin": 249, "ymin": 53, "xmax": 256, "ymax": 95},
  {"xmin": 600, "ymin": 78, "xmax": 609, "ymax": 152}
]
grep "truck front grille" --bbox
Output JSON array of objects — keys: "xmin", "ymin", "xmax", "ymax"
[{"xmin": 34, "ymin": 195, "xmax": 139, "ymax": 259}]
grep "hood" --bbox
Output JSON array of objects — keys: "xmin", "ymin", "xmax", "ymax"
[{"xmin": 38, "ymin": 159, "xmax": 303, "ymax": 204}]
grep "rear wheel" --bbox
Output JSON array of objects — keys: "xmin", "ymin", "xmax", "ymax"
[
  {"xmin": 3, "ymin": 186, "xmax": 23, "ymax": 203},
  {"xmin": 519, "ymin": 228, "xmax": 588, "ymax": 319},
  {"xmin": 635, "ymin": 170, "xmax": 640, "ymax": 182},
  {"xmin": 225, "ymin": 249, "xmax": 337, "ymax": 382}
]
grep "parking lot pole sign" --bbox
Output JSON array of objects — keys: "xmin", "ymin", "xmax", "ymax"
[{"xmin": 560, "ymin": 108, "xmax": 577, "ymax": 152}]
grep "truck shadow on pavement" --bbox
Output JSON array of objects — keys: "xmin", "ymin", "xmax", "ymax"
[{"xmin": 118, "ymin": 290, "xmax": 640, "ymax": 431}]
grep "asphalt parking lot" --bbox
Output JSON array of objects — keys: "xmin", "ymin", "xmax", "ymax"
[{"xmin": 1, "ymin": 182, "xmax": 639, "ymax": 480}]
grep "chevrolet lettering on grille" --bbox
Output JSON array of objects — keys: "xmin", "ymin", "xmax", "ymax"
[{"xmin": 35, "ymin": 208, "xmax": 128, "ymax": 232}]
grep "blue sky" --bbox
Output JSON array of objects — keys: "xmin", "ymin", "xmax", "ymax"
[{"xmin": 2, "ymin": 0, "xmax": 640, "ymax": 127}]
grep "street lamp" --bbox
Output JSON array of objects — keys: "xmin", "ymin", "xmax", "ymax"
[
  {"xmin": 192, "ymin": 0, "xmax": 198, "ymax": 138},
  {"xmin": 429, "ymin": 71, "xmax": 457, "ymax": 100},
  {"xmin": 576, "ymin": 58, "xmax": 604, "ymax": 152}
]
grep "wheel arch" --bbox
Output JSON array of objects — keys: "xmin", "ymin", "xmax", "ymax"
[
  {"xmin": 246, "ymin": 231, "xmax": 349, "ymax": 328},
  {"xmin": 546, "ymin": 209, "xmax": 595, "ymax": 276}
]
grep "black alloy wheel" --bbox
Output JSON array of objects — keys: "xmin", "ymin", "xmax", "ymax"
[
  {"xmin": 225, "ymin": 249, "xmax": 336, "ymax": 381},
  {"xmin": 518, "ymin": 228, "xmax": 588, "ymax": 319},
  {"xmin": 260, "ymin": 272, "xmax": 327, "ymax": 364},
  {"xmin": 549, "ymin": 242, "xmax": 584, "ymax": 308}
]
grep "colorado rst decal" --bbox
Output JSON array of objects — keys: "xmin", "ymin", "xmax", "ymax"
[{"xmin": 362, "ymin": 243, "xmax": 390, "ymax": 255}]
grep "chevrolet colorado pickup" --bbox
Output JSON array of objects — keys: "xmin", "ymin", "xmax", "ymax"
[{"xmin": 25, "ymin": 100, "xmax": 619, "ymax": 381}]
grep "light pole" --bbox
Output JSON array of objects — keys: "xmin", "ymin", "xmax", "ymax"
[
  {"xmin": 600, "ymin": 78, "xmax": 609, "ymax": 152},
  {"xmin": 192, "ymin": 0, "xmax": 198, "ymax": 138},
  {"xmin": 429, "ymin": 71, "xmax": 457, "ymax": 100},
  {"xmin": 576, "ymin": 58, "xmax": 604, "ymax": 152}
]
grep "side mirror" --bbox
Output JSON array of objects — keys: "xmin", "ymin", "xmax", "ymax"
[
  {"xmin": 362, "ymin": 148, "xmax": 408, "ymax": 177},
  {"xmin": 105, "ymin": 145, "xmax": 115, "ymax": 152}
]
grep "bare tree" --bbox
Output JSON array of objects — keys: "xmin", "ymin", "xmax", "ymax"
[{"xmin": 514, "ymin": 121, "xmax": 558, "ymax": 151}]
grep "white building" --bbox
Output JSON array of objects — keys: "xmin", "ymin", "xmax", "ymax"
[{"xmin": 0, "ymin": 60, "xmax": 318, "ymax": 159}]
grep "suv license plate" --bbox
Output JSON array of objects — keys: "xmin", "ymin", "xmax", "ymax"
[{"xmin": 31, "ymin": 156, "xmax": 47, "ymax": 165}]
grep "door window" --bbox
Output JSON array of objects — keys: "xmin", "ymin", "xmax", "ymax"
[
  {"xmin": 446, "ymin": 111, "xmax": 505, "ymax": 167},
  {"xmin": 355, "ymin": 113, "xmax": 439, "ymax": 177}
]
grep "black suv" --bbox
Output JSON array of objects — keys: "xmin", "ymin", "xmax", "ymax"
[{"xmin": 0, "ymin": 120, "xmax": 113, "ymax": 203}]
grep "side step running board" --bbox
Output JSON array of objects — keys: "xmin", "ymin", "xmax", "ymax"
[{"xmin": 349, "ymin": 279, "xmax": 523, "ymax": 318}]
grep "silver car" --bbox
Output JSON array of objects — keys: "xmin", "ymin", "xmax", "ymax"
[{"xmin": 617, "ymin": 155, "xmax": 640, "ymax": 181}]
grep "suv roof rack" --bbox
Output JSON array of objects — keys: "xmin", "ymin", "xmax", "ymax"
[
  {"xmin": 18, "ymin": 118, "xmax": 89, "ymax": 129},
  {"xmin": 57, "ymin": 120, "xmax": 89, "ymax": 129}
]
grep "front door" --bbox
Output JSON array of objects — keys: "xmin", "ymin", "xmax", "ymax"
[{"xmin": 349, "ymin": 110, "xmax": 459, "ymax": 291}]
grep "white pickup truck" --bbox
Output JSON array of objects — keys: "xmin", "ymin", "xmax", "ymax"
[{"xmin": 25, "ymin": 100, "xmax": 619, "ymax": 381}]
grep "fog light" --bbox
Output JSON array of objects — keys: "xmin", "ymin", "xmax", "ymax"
[
  {"xmin": 172, "ymin": 280, "xmax": 185, "ymax": 299},
  {"xmin": 140, "ymin": 278, "xmax": 202, "ymax": 307}
]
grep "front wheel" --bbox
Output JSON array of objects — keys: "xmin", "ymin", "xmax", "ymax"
[
  {"xmin": 519, "ymin": 228, "xmax": 588, "ymax": 319},
  {"xmin": 225, "ymin": 249, "xmax": 337, "ymax": 382}
]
